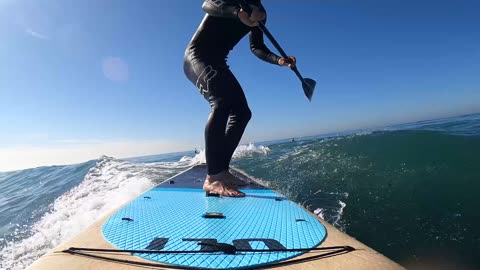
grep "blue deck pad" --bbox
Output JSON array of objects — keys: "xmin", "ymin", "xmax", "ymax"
[{"xmin": 102, "ymin": 166, "xmax": 327, "ymax": 269}]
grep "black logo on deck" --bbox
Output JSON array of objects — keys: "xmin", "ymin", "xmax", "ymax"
[{"xmin": 145, "ymin": 238, "xmax": 287, "ymax": 251}]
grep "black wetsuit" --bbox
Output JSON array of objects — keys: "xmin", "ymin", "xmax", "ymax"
[{"xmin": 184, "ymin": 0, "xmax": 281, "ymax": 175}]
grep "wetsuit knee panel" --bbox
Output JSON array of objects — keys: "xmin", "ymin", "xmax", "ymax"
[
  {"xmin": 244, "ymin": 107, "xmax": 252, "ymax": 122},
  {"xmin": 234, "ymin": 107, "xmax": 252, "ymax": 126},
  {"xmin": 230, "ymin": 104, "xmax": 252, "ymax": 123}
]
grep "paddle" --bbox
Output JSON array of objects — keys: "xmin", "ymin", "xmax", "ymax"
[{"xmin": 239, "ymin": 1, "xmax": 316, "ymax": 101}]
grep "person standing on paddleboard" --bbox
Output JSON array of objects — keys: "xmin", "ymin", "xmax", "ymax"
[{"xmin": 184, "ymin": 0, "xmax": 296, "ymax": 197}]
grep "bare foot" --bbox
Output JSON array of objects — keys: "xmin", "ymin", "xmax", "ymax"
[
  {"xmin": 224, "ymin": 171, "xmax": 249, "ymax": 186},
  {"xmin": 203, "ymin": 172, "xmax": 245, "ymax": 197}
]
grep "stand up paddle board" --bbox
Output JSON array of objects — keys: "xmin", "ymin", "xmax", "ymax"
[{"xmin": 29, "ymin": 165, "xmax": 405, "ymax": 270}]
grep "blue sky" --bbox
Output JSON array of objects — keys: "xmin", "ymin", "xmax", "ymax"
[{"xmin": 1, "ymin": 0, "xmax": 479, "ymax": 171}]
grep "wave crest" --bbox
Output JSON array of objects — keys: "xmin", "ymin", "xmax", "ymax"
[{"xmin": 0, "ymin": 156, "xmax": 182, "ymax": 270}]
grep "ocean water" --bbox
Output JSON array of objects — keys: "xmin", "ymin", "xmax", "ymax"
[{"xmin": 1, "ymin": 113, "xmax": 479, "ymax": 269}]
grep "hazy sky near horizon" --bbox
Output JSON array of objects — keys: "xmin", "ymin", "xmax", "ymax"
[{"xmin": 1, "ymin": 0, "xmax": 479, "ymax": 171}]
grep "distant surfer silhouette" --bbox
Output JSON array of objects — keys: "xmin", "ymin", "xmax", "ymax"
[{"xmin": 184, "ymin": 0, "xmax": 296, "ymax": 197}]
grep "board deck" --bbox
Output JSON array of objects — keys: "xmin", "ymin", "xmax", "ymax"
[
  {"xmin": 101, "ymin": 165, "xmax": 327, "ymax": 269},
  {"xmin": 28, "ymin": 165, "xmax": 405, "ymax": 270}
]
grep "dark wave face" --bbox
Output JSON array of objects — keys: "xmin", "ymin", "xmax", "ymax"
[{"xmin": 234, "ymin": 114, "xmax": 480, "ymax": 268}]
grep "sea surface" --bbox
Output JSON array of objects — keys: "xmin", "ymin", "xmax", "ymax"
[{"xmin": 1, "ymin": 113, "xmax": 479, "ymax": 269}]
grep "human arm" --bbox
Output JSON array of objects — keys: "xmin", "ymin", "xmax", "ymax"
[
  {"xmin": 250, "ymin": 26, "xmax": 282, "ymax": 65},
  {"xmin": 248, "ymin": 5, "xmax": 296, "ymax": 66}
]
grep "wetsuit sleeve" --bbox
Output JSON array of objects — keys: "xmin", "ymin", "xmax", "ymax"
[
  {"xmin": 249, "ymin": 6, "xmax": 281, "ymax": 65},
  {"xmin": 250, "ymin": 25, "xmax": 281, "ymax": 65},
  {"xmin": 202, "ymin": 0, "xmax": 241, "ymax": 19}
]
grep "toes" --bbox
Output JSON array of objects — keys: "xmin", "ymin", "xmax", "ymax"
[
  {"xmin": 223, "ymin": 189, "xmax": 233, "ymax": 197},
  {"xmin": 222, "ymin": 187, "xmax": 244, "ymax": 197},
  {"xmin": 204, "ymin": 180, "xmax": 245, "ymax": 197},
  {"xmin": 232, "ymin": 190, "xmax": 245, "ymax": 197}
]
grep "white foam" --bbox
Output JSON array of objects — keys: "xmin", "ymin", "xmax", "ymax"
[
  {"xmin": 308, "ymin": 191, "xmax": 348, "ymax": 232},
  {"xmin": 335, "ymin": 200, "xmax": 347, "ymax": 227},
  {"xmin": 354, "ymin": 130, "xmax": 374, "ymax": 136},
  {"xmin": 0, "ymin": 156, "xmax": 182, "ymax": 270},
  {"xmin": 232, "ymin": 143, "xmax": 270, "ymax": 159},
  {"xmin": 313, "ymin": 208, "xmax": 325, "ymax": 219},
  {"xmin": 189, "ymin": 149, "xmax": 207, "ymax": 165},
  {"xmin": 313, "ymin": 199, "xmax": 347, "ymax": 231},
  {"xmin": 183, "ymin": 143, "xmax": 270, "ymax": 164}
]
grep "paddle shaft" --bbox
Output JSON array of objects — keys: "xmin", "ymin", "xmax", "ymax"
[
  {"xmin": 256, "ymin": 22, "xmax": 304, "ymax": 81},
  {"xmin": 239, "ymin": 2, "xmax": 305, "ymax": 82}
]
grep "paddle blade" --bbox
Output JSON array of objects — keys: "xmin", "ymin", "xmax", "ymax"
[{"xmin": 302, "ymin": 78, "xmax": 316, "ymax": 101}]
